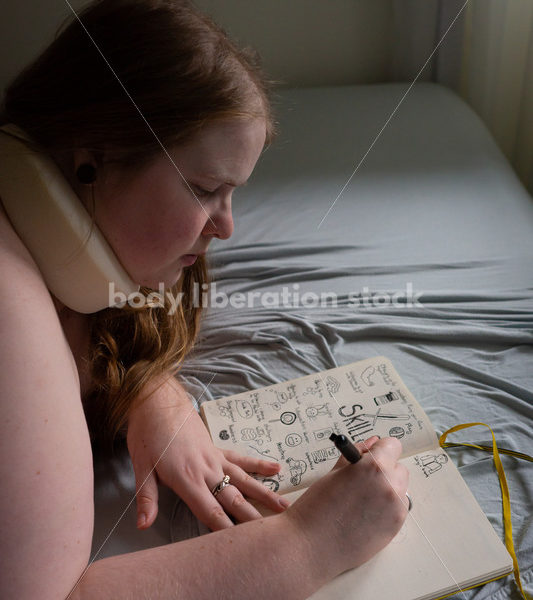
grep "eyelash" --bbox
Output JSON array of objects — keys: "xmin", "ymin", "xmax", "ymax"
[{"xmin": 190, "ymin": 184, "xmax": 214, "ymax": 198}]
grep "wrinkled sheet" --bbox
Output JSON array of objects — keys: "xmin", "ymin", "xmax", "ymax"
[{"xmin": 92, "ymin": 83, "xmax": 533, "ymax": 599}]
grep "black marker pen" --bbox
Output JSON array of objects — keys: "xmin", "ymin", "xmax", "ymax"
[{"xmin": 329, "ymin": 433, "xmax": 362, "ymax": 464}]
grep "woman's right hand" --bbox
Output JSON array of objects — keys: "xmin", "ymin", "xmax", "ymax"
[{"xmin": 281, "ymin": 436, "xmax": 409, "ymax": 582}]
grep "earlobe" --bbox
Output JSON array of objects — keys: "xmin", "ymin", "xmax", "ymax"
[
  {"xmin": 76, "ymin": 163, "xmax": 97, "ymax": 185},
  {"xmin": 73, "ymin": 148, "xmax": 98, "ymax": 181}
]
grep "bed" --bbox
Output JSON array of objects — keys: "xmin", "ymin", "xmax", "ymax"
[{"xmin": 91, "ymin": 82, "xmax": 533, "ymax": 599}]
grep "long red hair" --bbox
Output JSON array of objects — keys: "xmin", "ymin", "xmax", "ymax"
[{"xmin": 0, "ymin": 0, "xmax": 278, "ymax": 455}]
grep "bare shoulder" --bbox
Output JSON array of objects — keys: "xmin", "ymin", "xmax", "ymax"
[{"xmin": 0, "ymin": 201, "xmax": 94, "ymax": 599}]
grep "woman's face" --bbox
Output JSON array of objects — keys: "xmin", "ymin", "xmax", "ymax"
[{"xmin": 84, "ymin": 118, "xmax": 266, "ymax": 288}]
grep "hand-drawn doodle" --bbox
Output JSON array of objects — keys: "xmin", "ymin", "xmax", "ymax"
[
  {"xmin": 361, "ymin": 365, "xmax": 377, "ymax": 386},
  {"xmin": 241, "ymin": 427, "xmax": 260, "ymax": 443},
  {"xmin": 377, "ymin": 362, "xmax": 395, "ymax": 386},
  {"xmin": 373, "ymin": 391, "xmax": 400, "ymax": 406},
  {"xmin": 346, "ymin": 371, "xmax": 364, "ymax": 394},
  {"xmin": 313, "ymin": 427, "xmax": 334, "ymax": 441},
  {"xmin": 303, "ymin": 379, "xmax": 322, "ymax": 397},
  {"xmin": 266, "ymin": 383, "xmax": 296, "ymax": 410},
  {"xmin": 258, "ymin": 478, "xmax": 280, "ymax": 492},
  {"xmin": 286, "ymin": 457, "xmax": 307, "ymax": 486},
  {"xmin": 389, "ymin": 426, "xmax": 405, "ymax": 439},
  {"xmin": 241, "ymin": 426, "xmax": 270, "ymax": 444},
  {"xmin": 361, "ymin": 407, "xmax": 410, "ymax": 427},
  {"xmin": 310, "ymin": 446, "xmax": 339, "ymax": 464},
  {"xmin": 414, "ymin": 453, "xmax": 449, "ymax": 477},
  {"xmin": 280, "ymin": 411, "xmax": 297, "ymax": 425},
  {"xmin": 325, "ymin": 375, "xmax": 341, "ymax": 396},
  {"xmin": 249, "ymin": 445, "xmax": 276, "ymax": 460},
  {"xmin": 218, "ymin": 429, "xmax": 230, "ymax": 441},
  {"xmin": 236, "ymin": 399, "xmax": 254, "ymax": 419},
  {"xmin": 218, "ymin": 404, "xmax": 233, "ymax": 419},
  {"xmin": 305, "ymin": 404, "xmax": 330, "ymax": 419},
  {"xmin": 285, "ymin": 433, "xmax": 302, "ymax": 447},
  {"xmin": 267, "ymin": 401, "xmax": 283, "ymax": 411}
]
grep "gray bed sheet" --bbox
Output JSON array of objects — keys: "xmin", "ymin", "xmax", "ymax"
[{"xmin": 91, "ymin": 82, "xmax": 533, "ymax": 599}]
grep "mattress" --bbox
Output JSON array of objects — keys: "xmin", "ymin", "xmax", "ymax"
[{"xmin": 91, "ymin": 82, "xmax": 533, "ymax": 599}]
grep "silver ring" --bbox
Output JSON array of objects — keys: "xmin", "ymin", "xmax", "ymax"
[
  {"xmin": 405, "ymin": 492, "xmax": 413, "ymax": 512},
  {"xmin": 211, "ymin": 474, "xmax": 231, "ymax": 498}
]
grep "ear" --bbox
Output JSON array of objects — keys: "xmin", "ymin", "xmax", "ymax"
[
  {"xmin": 73, "ymin": 148, "xmax": 98, "ymax": 175},
  {"xmin": 70, "ymin": 148, "xmax": 100, "ymax": 211}
]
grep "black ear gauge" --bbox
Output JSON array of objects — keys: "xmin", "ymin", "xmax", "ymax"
[{"xmin": 76, "ymin": 163, "xmax": 97, "ymax": 184}]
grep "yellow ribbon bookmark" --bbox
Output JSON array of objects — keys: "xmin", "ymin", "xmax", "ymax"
[{"xmin": 439, "ymin": 422, "xmax": 532, "ymax": 600}]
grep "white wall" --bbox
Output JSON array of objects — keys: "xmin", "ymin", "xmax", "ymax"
[
  {"xmin": 195, "ymin": 0, "xmax": 393, "ymax": 87},
  {"xmin": 0, "ymin": 0, "xmax": 393, "ymax": 100},
  {"xmin": 0, "ymin": 0, "xmax": 88, "ymax": 99}
]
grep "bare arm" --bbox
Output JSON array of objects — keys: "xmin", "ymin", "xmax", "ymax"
[
  {"xmin": 71, "ymin": 513, "xmax": 321, "ymax": 600},
  {"xmin": 0, "ymin": 204, "xmax": 94, "ymax": 600},
  {"xmin": 0, "ymin": 202, "xmax": 408, "ymax": 599},
  {"xmin": 0, "ymin": 204, "xmax": 321, "ymax": 600},
  {"xmin": 125, "ymin": 373, "xmax": 289, "ymax": 532},
  {"xmin": 73, "ymin": 435, "xmax": 408, "ymax": 600}
]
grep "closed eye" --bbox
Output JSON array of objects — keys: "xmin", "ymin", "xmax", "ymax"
[{"xmin": 190, "ymin": 184, "xmax": 215, "ymax": 198}]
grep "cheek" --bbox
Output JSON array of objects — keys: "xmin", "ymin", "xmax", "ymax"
[
  {"xmin": 98, "ymin": 191, "xmax": 205, "ymax": 273},
  {"xmin": 152, "ymin": 201, "xmax": 205, "ymax": 249},
  {"xmin": 130, "ymin": 206, "xmax": 203, "ymax": 264}
]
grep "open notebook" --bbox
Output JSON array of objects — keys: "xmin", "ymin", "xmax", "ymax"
[{"xmin": 200, "ymin": 356, "xmax": 513, "ymax": 600}]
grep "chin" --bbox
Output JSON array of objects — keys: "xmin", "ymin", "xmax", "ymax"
[{"xmin": 134, "ymin": 271, "xmax": 182, "ymax": 290}]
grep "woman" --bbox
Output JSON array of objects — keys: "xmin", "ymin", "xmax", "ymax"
[{"xmin": 0, "ymin": 1, "xmax": 409, "ymax": 598}]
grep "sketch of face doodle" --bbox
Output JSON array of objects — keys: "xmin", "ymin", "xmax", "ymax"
[
  {"xmin": 236, "ymin": 400, "xmax": 254, "ymax": 419},
  {"xmin": 305, "ymin": 404, "xmax": 329, "ymax": 419},
  {"xmin": 286, "ymin": 457, "xmax": 307, "ymax": 486},
  {"xmin": 389, "ymin": 426, "xmax": 405, "ymax": 439},
  {"xmin": 266, "ymin": 388, "xmax": 290, "ymax": 405},
  {"xmin": 276, "ymin": 390, "xmax": 291, "ymax": 403},
  {"xmin": 361, "ymin": 366, "xmax": 377, "ymax": 386},
  {"xmin": 219, "ymin": 430, "xmax": 230, "ymax": 441},
  {"xmin": 285, "ymin": 433, "xmax": 302, "ymax": 447}
]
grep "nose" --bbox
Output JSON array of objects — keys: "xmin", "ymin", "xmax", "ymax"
[{"xmin": 203, "ymin": 194, "xmax": 234, "ymax": 240}]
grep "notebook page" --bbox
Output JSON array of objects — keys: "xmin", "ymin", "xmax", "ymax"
[{"xmin": 201, "ymin": 356, "xmax": 438, "ymax": 495}]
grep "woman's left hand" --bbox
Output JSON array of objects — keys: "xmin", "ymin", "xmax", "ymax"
[{"xmin": 126, "ymin": 374, "xmax": 290, "ymax": 532}]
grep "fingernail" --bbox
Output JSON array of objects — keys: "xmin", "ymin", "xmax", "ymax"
[
  {"xmin": 137, "ymin": 513, "xmax": 146, "ymax": 528},
  {"xmin": 269, "ymin": 462, "xmax": 280, "ymax": 469},
  {"xmin": 279, "ymin": 497, "xmax": 290, "ymax": 509}
]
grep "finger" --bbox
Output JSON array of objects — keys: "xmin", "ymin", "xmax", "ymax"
[
  {"xmin": 178, "ymin": 482, "xmax": 235, "ymax": 532},
  {"xmin": 132, "ymin": 461, "xmax": 159, "ymax": 529},
  {"xmin": 355, "ymin": 435, "xmax": 380, "ymax": 454},
  {"xmin": 222, "ymin": 449, "xmax": 281, "ymax": 476},
  {"xmin": 332, "ymin": 436, "xmax": 379, "ymax": 470},
  {"xmin": 332, "ymin": 454, "xmax": 350, "ymax": 469},
  {"xmin": 224, "ymin": 466, "xmax": 290, "ymax": 515},
  {"xmin": 396, "ymin": 462, "xmax": 410, "ymax": 496},
  {"xmin": 215, "ymin": 483, "xmax": 265, "ymax": 524},
  {"xmin": 365, "ymin": 436, "xmax": 403, "ymax": 469}
]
